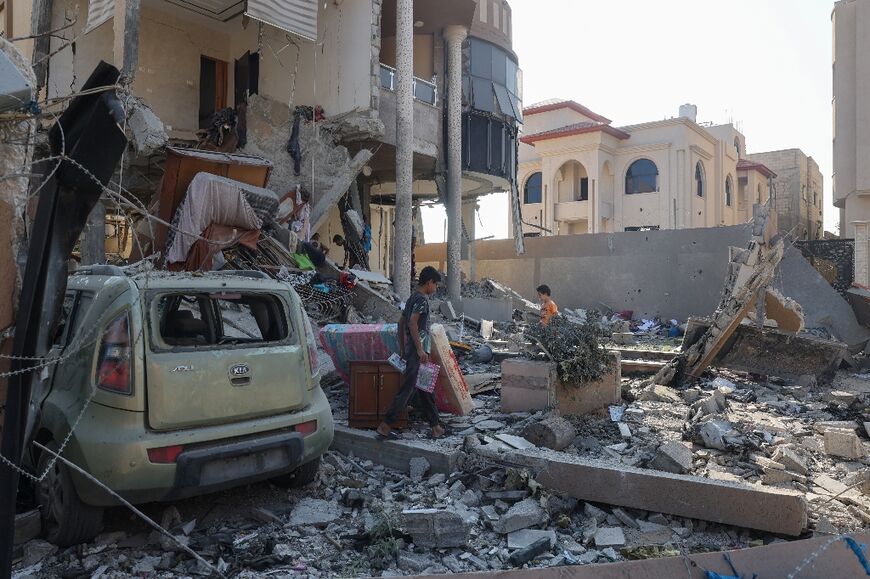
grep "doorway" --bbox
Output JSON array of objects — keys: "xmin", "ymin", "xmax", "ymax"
[{"xmin": 199, "ymin": 56, "xmax": 228, "ymax": 129}]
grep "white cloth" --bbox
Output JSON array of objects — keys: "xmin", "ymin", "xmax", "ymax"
[{"xmin": 166, "ymin": 172, "xmax": 265, "ymax": 264}]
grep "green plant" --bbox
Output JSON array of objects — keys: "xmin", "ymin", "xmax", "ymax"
[{"xmin": 525, "ymin": 315, "xmax": 612, "ymax": 385}]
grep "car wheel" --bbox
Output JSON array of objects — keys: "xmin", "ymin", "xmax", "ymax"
[
  {"xmin": 36, "ymin": 442, "xmax": 104, "ymax": 547},
  {"xmin": 271, "ymin": 456, "xmax": 321, "ymax": 488}
]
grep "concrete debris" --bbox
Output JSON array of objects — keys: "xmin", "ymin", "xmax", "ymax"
[
  {"xmin": 126, "ymin": 96, "xmax": 168, "ymax": 156},
  {"xmin": 402, "ymin": 509, "xmax": 470, "ymax": 548},
  {"xmin": 507, "ymin": 529, "xmax": 556, "ymax": 550},
  {"xmin": 409, "ymin": 457, "xmax": 430, "ymax": 483},
  {"xmin": 649, "ymin": 441, "xmax": 694, "ymax": 474},
  {"xmin": 637, "ymin": 384, "xmax": 682, "ymax": 404},
  {"xmin": 493, "ymin": 498, "xmax": 548, "ymax": 534},
  {"xmin": 772, "ymin": 446, "xmax": 808, "ymax": 476},
  {"xmin": 823, "ymin": 429, "xmax": 865, "ymax": 459},
  {"xmin": 287, "ymin": 498, "xmax": 342, "ymax": 527},
  {"xmin": 522, "ymin": 416, "xmax": 576, "ymax": 450},
  {"xmin": 593, "ymin": 527, "xmax": 626, "ymax": 547},
  {"xmin": 697, "ymin": 419, "xmax": 745, "ymax": 451}
]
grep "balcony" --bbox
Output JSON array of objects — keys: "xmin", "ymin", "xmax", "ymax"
[
  {"xmin": 379, "ymin": 64, "xmax": 438, "ymax": 106},
  {"xmin": 555, "ymin": 200, "xmax": 590, "ymax": 222}
]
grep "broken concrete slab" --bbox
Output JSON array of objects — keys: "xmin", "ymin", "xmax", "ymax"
[
  {"xmin": 287, "ymin": 499, "xmax": 342, "ymax": 527},
  {"xmin": 409, "ymin": 457, "xmax": 431, "ymax": 483},
  {"xmin": 402, "ymin": 509, "xmax": 469, "ymax": 548},
  {"xmin": 772, "ymin": 447, "xmax": 808, "ymax": 476},
  {"xmin": 636, "ymin": 384, "xmax": 682, "ymax": 404},
  {"xmin": 440, "ymin": 300, "xmax": 459, "ymax": 321},
  {"xmin": 683, "ymin": 318, "xmax": 847, "ymax": 382},
  {"xmin": 594, "ymin": 527, "xmax": 626, "ymax": 548},
  {"xmin": 823, "ymin": 429, "xmax": 865, "ymax": 459},
  {"xmin": 649, "ymin": 441, "xmax": 694, "ymax": 474},
  {"xmin": 474, "ymin": 445, "xmax": 807, "ymax": 536},
  {"xmin": 331, "ymin": 425, "xmax": 464, "ymax": 476},
  {"xmin": 493, "ymin": 498, "xmax": 547, "ymax": 534},
  {"xmin": 495, "ymin": 434, "xmax": 537, "ymax": 450},
  {"xmin": 506, "ymin": 529, "xmax": 556, "ymax": 550}
]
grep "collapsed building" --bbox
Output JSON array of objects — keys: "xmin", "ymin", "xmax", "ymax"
[{"xmin": 1, "ymin": 1, "xmax": 870, "ymax": 578}]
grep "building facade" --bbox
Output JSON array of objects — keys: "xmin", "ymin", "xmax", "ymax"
[
  {"xmin": 832, "ymin": 0, "xmax": 870, "ymax": 285},
  {"xmin": 516, "ymin": 101, "xmax": 772, "ymax": 236},
  {"xmin": 8, "ymin": 0, "xmax": 520, "ymax": 284},
  {"xmin": 747, "ymin": 149, "xmax": 824, "ymax": 241}
]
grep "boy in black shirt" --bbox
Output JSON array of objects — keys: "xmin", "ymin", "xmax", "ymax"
[{"xmin": 376, "ymin": 267, "xmax": 445, "ymax": 439}]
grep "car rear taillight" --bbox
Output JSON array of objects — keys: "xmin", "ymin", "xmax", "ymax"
[
  {"xmin": 96, "ymin": 311, "xmax": 133, "ymax": 395},
  {"xmin": 294, "ymin": 420, "xmax": 317, "ymax": 436},
  {"xmin": 303, "ymin": 312, "xmax": 319, "ymax": 376},
  {"xmin": 147, "ymin": 445, "xmax": 185, "ymax": 464}
]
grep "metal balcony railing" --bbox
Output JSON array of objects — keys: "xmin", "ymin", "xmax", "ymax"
[{"xmin": 379, "ymin": 63, "xmax": 438, "ymax": 106}]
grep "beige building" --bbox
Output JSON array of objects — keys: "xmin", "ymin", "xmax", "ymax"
[
  {"xmin": 747, "ymin": 149, "xmax": 823, "ymax": 241},
  {"xmin": 833, "ymin": 0, "xmax": 870, "ymax": 285},
  {"xmin": 516, "ymin": 101, "xmax": 773, "ymax": 236}
]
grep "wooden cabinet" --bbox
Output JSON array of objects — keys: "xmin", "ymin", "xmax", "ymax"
[{"xmin": 348, "ymin": 362, "xmax": 407, "ymax": 429}]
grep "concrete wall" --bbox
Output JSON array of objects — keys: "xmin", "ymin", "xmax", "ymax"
[
  {"xmin": 833, "ymin": 0, "xmax": 870, "ymax": 238},
  {"xmin": 379, "ymin": 88, "xmax": 441, "ymax": 157},
  {"xmin": 48, "ymin": 0, "xmax": 372, "ymax": 135},
  {"xmin": 417, "ymin": 224, "xmax": 754, "ymax": 320}
]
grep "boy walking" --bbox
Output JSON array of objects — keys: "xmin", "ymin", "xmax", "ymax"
[
  {"xmin": 537, "ymin": 284, "xmax": 559, "ymax": 326},
  {"xmin": 377, "ymin": 267, "xmax": 445, "ymax": 439}
]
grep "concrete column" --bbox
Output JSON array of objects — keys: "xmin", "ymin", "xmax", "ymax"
[
  {"xmin": 444, "ymin": 24, "xmax": 467, "ymax": 302},
  {"xmin": 854, "ymin": 221, "xmax": 870, "ymax": 287},
  {"xmin": 462, "ymin": 199, "xmax": 477, "ymax": 282},
  {"xmin": 114, "ymin": 0, "xmax": 141, "ymax": 77},
  {"xmin": 392, "ymin": 0, "xmax": 414, "ymax": 299}
]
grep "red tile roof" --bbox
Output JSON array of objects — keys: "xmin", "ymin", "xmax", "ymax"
[
  {"xmin": 523, "ymin": 100, "xmax": 611, "ymax": 124},
  {"xmin": 737, "ymin": 158, "xmax": 777, "ymax": 178},
  {"xmin": 520, "ymin": 121, "xmax": 631, "ymax": 145}
]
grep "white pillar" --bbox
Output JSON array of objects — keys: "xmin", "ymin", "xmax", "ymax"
[
  {"xmin": 444, "ymin": 25, "xmax": 467, "ymax": 302},
  {"xmin": 392, "ymin": 0, "xmax": 414, "ymax": 299},
  {"xmin": 854, "ymin": 221, "xmax": 870, "ymax": 287}
]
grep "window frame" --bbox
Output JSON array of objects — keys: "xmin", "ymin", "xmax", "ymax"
[
  {"xmin": 625, "ymin": 159, "xmax": 659, "ymax": 195},
  {"xmin": 523, "ymin": 172, "xmax": 543, "ymax": 204}
]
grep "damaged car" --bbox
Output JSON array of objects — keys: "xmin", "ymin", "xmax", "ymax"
[{"xmin": 28, "ymin": 267, "xmax": 333, "ymax": 546}]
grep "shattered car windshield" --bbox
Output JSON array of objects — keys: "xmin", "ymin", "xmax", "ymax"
[{"xmin": 154, "ymin": 292, "xmax": 291, "ymax": 348}]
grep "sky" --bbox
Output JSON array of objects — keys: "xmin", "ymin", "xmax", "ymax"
[{"xmin": 423, "ymin": 0, "xmax": 838, "ymax": 242}]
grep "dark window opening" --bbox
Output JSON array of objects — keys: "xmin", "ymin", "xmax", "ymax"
[
  {"xmin": 725, "ymin": 176, "xmax": 733, "ymax": 207},
  {"xmin": 580, "ymin": 177, "xmax": 589, "ymax": 201},
  {"xmin": 156, "ymin": 293, "xmax": 291, "ymax": 349},
  {"xmin": 626, "ymin": 159, "xmax": 658, "ymax": 194},
  {"xmin": 524, "ymin": 172, "xmax": 543, "ymax": 204},
  {"xmin": 625, "ymin": 225, "xmax": 660, "ymax": 232},
  {"xmin": 695, "ymin": 162, "xmax": 705, "ymax": 197}
]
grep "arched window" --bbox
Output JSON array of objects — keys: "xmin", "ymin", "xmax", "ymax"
[
  {"xmin": 734, "ymin": 138, "xmax": 741, "ymax": 157},
  {"xmin": 695, "ymin": 162, "xmax": 705, "ymax": 197},
  {"xmin": 523, "ymin": 172, "xmax": 543, "ymax": 204},
  {"xmin": 625, "ymin": 159, "xmax": 658, "ymax": 194},
  {"xmin": 725, "ymin": 175, "xmax": 734, "ymax": 207}
]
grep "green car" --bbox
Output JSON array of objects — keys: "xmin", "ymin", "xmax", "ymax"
[{"xmin": 29, "ymin": 267, "xmax": 334, "ymax": 546}]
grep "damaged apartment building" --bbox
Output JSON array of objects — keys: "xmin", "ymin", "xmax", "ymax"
[{"xmin": 9, "ymin": 0, "xmax": 523, "ymax": 300}]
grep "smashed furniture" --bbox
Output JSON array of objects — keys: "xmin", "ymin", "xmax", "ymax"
[
  {"xmin": 147, "ymin": 147, "xmax": 273, "ymax": 262},
  {"xmin": 164, "ymin": 172, "xmax": 278, "ymax": 266},
  {"xmin": 319, "ymin": 324, "xmax": 473, "ymax": 416}
]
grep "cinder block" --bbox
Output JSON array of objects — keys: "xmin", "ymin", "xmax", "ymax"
[
  {"xmin": 555, "ymin": 353, "xmax": 622, "ymax": 416},
  {"xmin": 824, "ymin": 429, "xmax": 865, "ymax": 459},
  {"xmin": 500, "ymin": 360, "xmax": 556, "ymax": 413}
]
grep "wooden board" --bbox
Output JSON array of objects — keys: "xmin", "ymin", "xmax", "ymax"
[{"xmin": 429, "ymin": 324, "xmax": 474, "ymax": 416}]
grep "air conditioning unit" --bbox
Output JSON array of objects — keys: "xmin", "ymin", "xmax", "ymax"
[{"xmin": 0, "ymin": 49, "xmax": 34, "ymax": 113}]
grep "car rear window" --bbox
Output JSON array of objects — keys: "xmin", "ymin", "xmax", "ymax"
[{"xmin": 153, "ymin": 292, "xmax": 293, "ymax": 349}]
